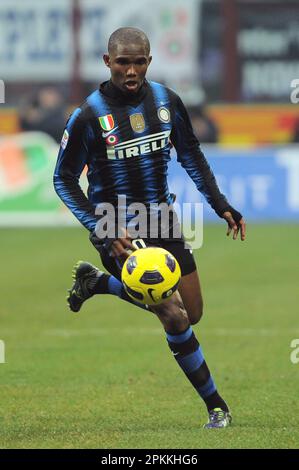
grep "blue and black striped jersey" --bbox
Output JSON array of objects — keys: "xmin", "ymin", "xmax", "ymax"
[{"xmin": 54, "ymin": 80, "xmax": 230, "ymax": 232}]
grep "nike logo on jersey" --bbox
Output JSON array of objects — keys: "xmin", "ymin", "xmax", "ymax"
[
  {"xmin": 106, "ymin": 130, "xmax": 171, "ymax": 160},
  {"xmin": 102, "ymin": 127, "xmax": 118, "ymax": 138}
]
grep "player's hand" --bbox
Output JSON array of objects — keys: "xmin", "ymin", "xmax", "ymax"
[
  {"xmin": 222, "ymin": 211, "xmax": 246, "ymax": 241},
  {"xmin": 110, "ymin": 228, "xmax": 134, "ymax": 260}
]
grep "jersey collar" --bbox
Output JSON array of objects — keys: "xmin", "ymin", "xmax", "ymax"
[{"xmin": 99, "ymin": 79, "xmax": 148, "ymax": 106}]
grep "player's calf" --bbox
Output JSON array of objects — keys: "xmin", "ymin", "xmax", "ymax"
[
  {"xmin": 178, "ymin": 271, "xmax": 204, "ymax": 325},
  {"xmin": 187, "ymin": 298, "xmax": 203, "ymax": 325}
]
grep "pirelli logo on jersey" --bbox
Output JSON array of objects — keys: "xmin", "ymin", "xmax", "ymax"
[{"xmin": 106, "ymin": 130, "xmax": 171, "ymax": 160}]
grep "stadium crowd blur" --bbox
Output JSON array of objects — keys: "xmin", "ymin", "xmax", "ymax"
[
  {"xmin": 188, "ymin": 105, "xmax": 219, "ymax": 143},
  {"xmin": 0, "ymin": 0, "xmax": 298, "ymax": 226},
  {"xmin": 15, "ymin": 86, "xmax": 299, "ymax": 145},
  {"xmin": 17, "ymin": 88, "xmax": 219, "ymax": 144},
  {"xmin": 1, "ymin": 0, "xmax": 299, "ymax": 147},
  {"xmin": 19, "ymin": 87, "xmax": 67, "ymax": 144}
]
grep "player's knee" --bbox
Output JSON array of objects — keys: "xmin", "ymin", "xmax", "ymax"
[{"xmin": 153, "ymin": 296, "xmax": 189, "ymax": 332}]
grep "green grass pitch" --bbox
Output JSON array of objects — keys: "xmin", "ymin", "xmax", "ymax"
[{"xmin": 0, "ymin": 224, "xmax": 298, "ymax": 449}]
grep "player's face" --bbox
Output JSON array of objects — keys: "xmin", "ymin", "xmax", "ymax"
[{"xmin": 104, "ymin": 43, "xmax": 152, "ymax": 94}]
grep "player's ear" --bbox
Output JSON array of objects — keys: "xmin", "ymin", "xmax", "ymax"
[
  {"xmin": 103, "ymin": 54, "xmax": 110, "ymax": 68},
  {"xmin": 148, "ymin": 56, "xmax": 152, "ymax": 66}
]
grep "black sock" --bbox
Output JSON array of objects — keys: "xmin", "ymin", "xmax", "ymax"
[
  {"xmin": 204, "ymin": 391, "xmax": 229, "ymax": 412},
  {"xmin": 88, "ymin": 273, "xmax": 110, "ymax": 294}
]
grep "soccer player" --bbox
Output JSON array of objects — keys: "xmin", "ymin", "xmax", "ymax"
[{"xmin": 54, "ymin": 27, "xmax": 246, "ymax": 429}]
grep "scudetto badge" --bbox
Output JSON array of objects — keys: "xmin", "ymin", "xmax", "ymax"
[
  {"xmin": 129, "ymin": 113, "xmax": 145, "ymax": 133},
  {"xmin": 157, "ymin": 107, "xmax": 170, "ymax": 123},
  {"xmin": 98, "ymin": 114, "xmax": 115, "ymax": 131}
]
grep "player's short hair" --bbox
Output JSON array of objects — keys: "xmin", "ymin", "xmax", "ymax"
[{"xmin": 108, "ymin": 27, "xmax": 150, "ymax": 55}]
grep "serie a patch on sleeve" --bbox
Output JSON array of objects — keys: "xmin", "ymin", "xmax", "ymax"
[{"xmin": 61, "ymin": 129, "xmax": 69, "ymax": 149}]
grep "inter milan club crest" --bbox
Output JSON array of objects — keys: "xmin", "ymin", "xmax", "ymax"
[
  {"xmin": 98, "ymin": 114, "xmax": 115, "ymax": 131},
  {"xmin": 129, "ymin": 113, "xmax": 145, "ymax": 133},
  {"xmin": 157, "ymin": 107, "xmax": 170, "ymax": 123}
]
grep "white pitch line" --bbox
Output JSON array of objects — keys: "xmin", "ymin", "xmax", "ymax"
[
  {"xmin": 2, "ymin": 328, "xmax": 298, "ymax": 339},
  {"xmin": 43, "ymin": 327, "xmax": 163, "ymax": 338},
  {"xmin": 205, "ymin": 328, "xmax": 299, "ymax": 337},
  {"xmin": 42, "ymin": 327, "xmax": 299, "ymax": 338}
]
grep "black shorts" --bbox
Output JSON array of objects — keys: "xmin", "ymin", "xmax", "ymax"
[{"xmin": 98, "ymin": 235, "xmax": 197, "ymax": 281}]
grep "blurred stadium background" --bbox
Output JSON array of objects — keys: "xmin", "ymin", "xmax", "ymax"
[{"xmin": 0, "ymin": 0, "xmax": 299, "ymax": 449}]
